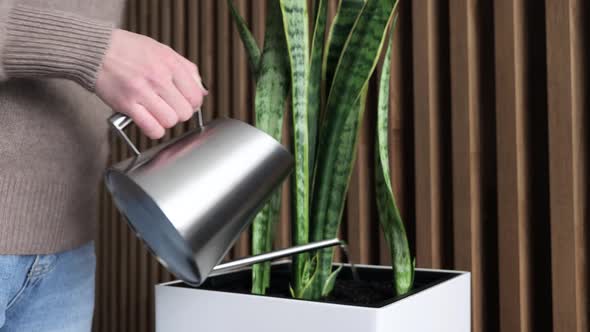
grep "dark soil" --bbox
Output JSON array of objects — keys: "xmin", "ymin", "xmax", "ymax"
[
  {"xmin": 326, "ymin": 279, "xmax": 394, "ymax": 305},
  {"xmin": 207, "ymin": 277, "xmax": 394, "ymax": 306},
  {"xmin": 180, "ymin": 263, "xmax": 457, "ymax": 308}
]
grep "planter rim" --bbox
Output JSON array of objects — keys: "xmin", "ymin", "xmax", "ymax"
[{"xmin": 157, "ymin": 261, "xmax": 470, "ymax": 310}]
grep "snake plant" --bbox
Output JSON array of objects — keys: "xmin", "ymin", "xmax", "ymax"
[{"xmin": 229, "ymin": 0, "xmax": 413, "ymax": 300}]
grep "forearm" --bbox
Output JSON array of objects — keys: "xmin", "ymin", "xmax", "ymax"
[{"xmin": 0, "ymin": 1, "xmax": 114, "ymax": 91}]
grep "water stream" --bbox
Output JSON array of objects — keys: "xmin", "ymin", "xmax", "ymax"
[{"xmin": 338, "ymin": 242, "xmax": 360, "ymax": 282}]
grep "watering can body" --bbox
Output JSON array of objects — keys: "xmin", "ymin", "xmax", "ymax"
[{"xmin": 105, "ymin": 114, "xmax": 293, "ymax": 286}]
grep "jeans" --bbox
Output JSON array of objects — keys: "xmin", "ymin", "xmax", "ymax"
[{"xmin": 0, "ymin": 242, "xmax": 95, "ymax": 332}]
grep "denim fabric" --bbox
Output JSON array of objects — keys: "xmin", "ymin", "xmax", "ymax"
[{"xmin": 0, "ymin": 242, "xmax": 95, "ymax": 331}]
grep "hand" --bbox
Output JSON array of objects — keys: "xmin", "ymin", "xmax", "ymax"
[{"xmin": 96, "ymin": 29, "xmax": 208, "ymax": 139}]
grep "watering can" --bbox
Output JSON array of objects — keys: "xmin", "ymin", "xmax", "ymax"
[{"xmin": 105, "ymin": 110, "xmax": 346, "ymax": 287}]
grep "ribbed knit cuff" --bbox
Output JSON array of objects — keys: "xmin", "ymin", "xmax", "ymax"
[{"xmin": 2, "ymin": 5, "xmax": 114, "ymax": 91}]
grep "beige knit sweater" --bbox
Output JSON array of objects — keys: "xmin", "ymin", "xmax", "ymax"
[{"xmin": 0, "ymin": 0, "xmax": 125, "ymax": 254}]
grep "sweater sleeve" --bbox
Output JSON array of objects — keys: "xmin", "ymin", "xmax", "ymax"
[{"xmin": 0, "ymin": 1, "xmax": 114, "ymax": 91}]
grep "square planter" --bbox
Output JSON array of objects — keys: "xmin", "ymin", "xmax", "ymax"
[{"xmin": 156, "ymin": 262, "xmax": 470, "ymax": 332}]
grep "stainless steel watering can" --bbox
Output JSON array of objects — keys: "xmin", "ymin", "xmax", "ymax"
[{"xmin": 105, "ymin": 110, "xmax": 349, "ymax": 287}]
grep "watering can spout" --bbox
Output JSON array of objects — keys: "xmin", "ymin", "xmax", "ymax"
[{"xmin": 209, "ymin": 238, "xmax": 360, "ymax": 285}]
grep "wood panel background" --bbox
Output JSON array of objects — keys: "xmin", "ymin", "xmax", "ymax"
[{"xmin": 93, "ymin": 1, "xmax": 589, "ymax": 331}]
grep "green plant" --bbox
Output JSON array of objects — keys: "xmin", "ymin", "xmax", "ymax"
[{"xmin": 229, "ymin": 0, "xmax": 414, "ymax": 300}]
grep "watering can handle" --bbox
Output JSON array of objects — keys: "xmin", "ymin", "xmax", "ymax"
[{"xmin": 108, "ymin": 109, "xmax": 205, "ymax": 156}]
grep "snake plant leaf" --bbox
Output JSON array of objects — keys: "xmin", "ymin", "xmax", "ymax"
[
  {"xmin": 375, "ymin": 25, "xmax": 413, "ymax": 295},
  {"xmin": 280, "ymin": 0, "xmax": 311, "ymax": 297},
  {"xmin": 312, "ymin": 0, "xmax": 397, "ymax": 242},
  {"xmin": 228, "ymin": 0, "xmax": 262, "ymax": 76},
  {"xmin": 291, "ymin": 0, "xmax": 327, "ymax": 300},
  {"xmin": 321, "ymin": 264, "xmax": 343, "ymax": 297},
  {"xmin": 298, "ymin": 266, "xmax": 318, "ymax": 299},
  {"xmin": 251, "ymin": 194, "xmax": 282, "ymax": 294},
  {"xmin": 311, "ymin": 0, "xmax": 398, "ymax": 298},
  {"xmin": 321, "ymin": 0, "xmax": 365, "ymax": 102},
  {"xmin": 307, "ymin": 0, "xmax": 327, "ymax": 174},
  {"xmin": 312, "ymin": 87, "xmax": 367, "ymax": 299},
  {"xmin": 250, "ymin": 0, "xmax": 290, "ymax": 295},
  {"xmin": 302, "ymin": 253, "xmax": 317, "ymax": 283},
  {"xmin": 291, "ymin": 252, "xmax": 318, "ymax": 298}
]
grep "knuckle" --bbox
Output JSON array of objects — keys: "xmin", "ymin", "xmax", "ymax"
[
  {"xmin": 126, "ymin": 77, "xmax": 146, "ymax": 94},
  {"xmin": 146, "ymin": 73, "xmax": 168, "ymax": 89},
  {"xmin": 186, "ymin": 62, "xmax": 198, "ymax": 73},
  {"xmin": 120, "ymin": 102, "xmax": 137, "ymax": 117},
  {"xmin": 170, "ymin": 59, "xmax": 184, "ymax": 72},
  {"xmin": 145, "ymin": 66, "xmax": 171, "ymax": 86},
  {"xmin": 162, "ymin": 51, "xmax": 180, "ymax": 68}
]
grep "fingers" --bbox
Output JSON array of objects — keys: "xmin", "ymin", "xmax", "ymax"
[
  {"xmin": 95, "ymin": 28, "xmax": 210, "ymax": 139},
  {"xmin": 172, "ymin": 67, "xmax": 204, "ymax": 113},
  {"xmin": 172, "ymin": 60, "xmax": 207, "ymax": 114},
  {"xmin": 140, "ymin": 91, "xmax": 179, "ymax": 138},
  {"xmin": 158, "ymin": 80, "xmax": 194, "ymax": 122},
  {"xmin": 128, "ymin": 103, "xmax": 165, "ymax": 139},
  {"xmin": 178, "ymin": 57, "xmax": 208, "ymax": 96},
  {"xmin": 132, "ymin": 60, "xmax": 208, "ymax": 138}
]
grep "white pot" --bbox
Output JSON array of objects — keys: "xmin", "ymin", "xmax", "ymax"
[{"xmin": 155, "ymin": 262, "xmax": 470, "ymax": 332}]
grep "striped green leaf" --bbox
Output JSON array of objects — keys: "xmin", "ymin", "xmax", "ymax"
[
  {"xmin": 249, "ymin": 0, "xmax": 290, "ymax": 295},
  {"xmin": 321, "ymin": 264, "xmax": 343, "ymax": 297},
  {"xmin": 321, "ymin": 0, "xmax": 365, "ymax": 102},
  {"xmin": 307, "ymin": 0, "xmax": 327, "ymax": 172},
  {"xmin": 312, "ymin": 87, "xmax": 367, "ymax": 299},
  {"xmin": 375, "ymin": 24, "xmax": 413, "ymax": 295},
  {"xmin": 297, "ymin": 255, "xmax": 318, "ymax": 299},
  {"xmin": 228, "ymin": 0, "xmax": 262, "ymax": 76},
  {"xmin": 280, "ymin": 0, "xmax": 311, "ymax": 297},
  {"xmin": 311, "ymin": 0, "xmax": 398, "ymax": 298},
  {"xmin": 292, "ymin": 0, "xmax": 327, "ymax": 300}
]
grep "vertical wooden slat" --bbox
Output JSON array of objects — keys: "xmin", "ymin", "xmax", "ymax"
[
  {"xmin": 494, "ymin": 1, "xmax": 532, "ymax": 331},
  {"xmin": 149, "ymin": 0, "xmax": 160, "ymax": 39},
  {"xmin": 411, "ymin": 0, "xmax": 449, "ymax": 268},
  {"xmin": 251, "ymin": 0, "xmax": 266, "ymax": 48},
  {"xmin": 346, "ymin": 106, "xmax": 374, "ymax": 264},
  {"xmin": 187, "ymin": 0, "xmax": 198, "ymax": 64},
  {"xmin": 216, "ymin": 0, "xmax": 231, "ymax": 120},
  {"xmin": 199, "ymin": 0, "xmax": 215, "ymax": 121},
  {"xmin": 160, "ymin": 0, "xmax": 172, "ymax": 46},
  {"xmin": 172, "ymin": 1, "xmax": 186, "ymax": 55},
  {"xmin": 546, "ymin": 1, "xmax": 589, "ymax": 331},
  {"xmin": 449, "ymin": 0, "xmax": 484, "ymax": 331}
]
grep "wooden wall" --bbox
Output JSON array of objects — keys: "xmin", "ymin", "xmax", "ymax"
[{"xmin": 93, "ymin": 1, "xmax": 589, "ymax": 331}]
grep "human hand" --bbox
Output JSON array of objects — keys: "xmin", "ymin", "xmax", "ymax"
[{"xmin": 96, "ymin": 29, "xmax": 208, "ymax": 139}]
